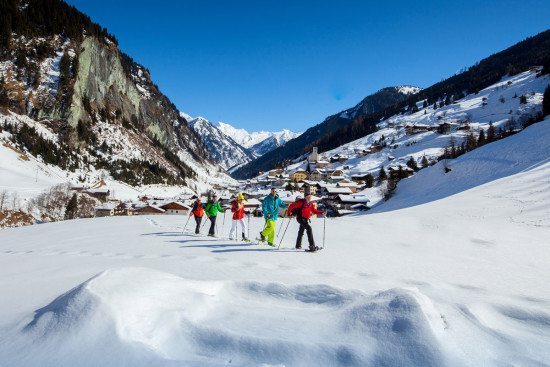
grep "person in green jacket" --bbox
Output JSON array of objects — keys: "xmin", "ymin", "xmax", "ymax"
[
  {"xmin": 204, "ymin": 194, "xmax": 223, "ymax": 237},
  {"xmin": 260, "ymin": 187, "xmax": 287, "ymax": 246}
]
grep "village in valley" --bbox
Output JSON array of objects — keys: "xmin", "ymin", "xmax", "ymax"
[{"xmin": 89, "ymin": 68, "xmax": 549, "ymax": 220}]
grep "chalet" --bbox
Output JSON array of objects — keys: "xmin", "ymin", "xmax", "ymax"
[
  {"xmin": 310, "ymin": 169, "xmax": 324, "ymax": 181},
  {"xmin": 328, "ymin": 175, "xmax": 345, "ymax": 184},
  {"xmin": 94, "ymin": 203, "xmax": 117, "ymax": 217},
  {"xmin": 114, "ymin": 202, "xmax": 133, "ymax": 216},
  {"xmin": 405, "ymin": 124, "xmax": 432, "ymax": 135},
  {"xmin": 324, "ymin": 186, "xmax": 353, "ymax": 198},
  {"xmin": 437, "ymin": 122, "xmax": 459, "ymax": 134},
  {"xmin": 337, "ymin": 194, "xmax": 370, "ymax": 210},
  {"xmin": 243, "ymin": 198, "xmax": 262, "ymax": 217},
  {"xmin": 70, "ymin": 183, "xmax": 87, "ymax": 192},
  {"xmin": 84, "ymin": 188, "xmax": 110, "ymax": 202},
  {"xmin": 457, "ymin": 123, "xmax": 471, "ymax": 131},
  {"xmin": 336, "ymin": 181, "xmax": 360, "ymax": 193},
  {"xmin": 315, "ymin": 160, "xmax": 330, "ymax": 169},
  {"xmin": 388, "ymin": 165, "xmax": 414, "ymax": 180},
  {"xmin": 134, "ymin": 205, "xmax": 165, "ymax": 215},
  {"xmin": 369, "ymin": 144, "xmax": 384, "ymax": 153},
  {"xmin": 300, "ymin": 180, "xmax": 318, "ymax": 195},
  {"xmin": 354, "ymin": 148, "xmax": 371, "ymax": 156},
  {"xmin": 330, "ymin": 154, "xmax": 349, "ymax": 163},
  {"xmin": 160, "ymin": 201, "xmax": 190, "ymax": 215},
  {"xmin": 351, "ymin": 174, "xmax": 372, "ymax": 183},
  {"xmin": 290, "ymin": 170, "xmax": 309, "ymax": 182}
]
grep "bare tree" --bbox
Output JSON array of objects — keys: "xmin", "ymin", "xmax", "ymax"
[
  {"xmin": 11, "ymin": 191, "xmax": 19, "ymax": 211},
  {"xmin": 0, "ymin": 190, "xmax": 7, "ymax": 211}
]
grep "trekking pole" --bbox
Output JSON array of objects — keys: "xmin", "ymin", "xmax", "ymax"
[
  {"xmin": 182, "ymin": 215, "xmax": 192, "ymax": 234},
  {"xmin": 200, "ymin": 216, "xmax": 209, "ymax": 235},
  {"xmin": 247, "ymin": 212, "xmax": 251, "ymax": 240},
  {"xmin": 276, "ymin": 216, "xmax": 286, "ymax": 239},
  {"xmin": 277, "ymin": 217, "xmax": 292, "ymax": 250},
  {"xmin": 322, "ymin": 215, "xmax": 326, "ymax": 249}
]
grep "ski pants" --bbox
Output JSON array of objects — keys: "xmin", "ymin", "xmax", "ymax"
[
  {"xmin": 208, "ymin": 216, "xmax": 217, "ymax": 236},
  {"xmin": 261, "ymin": 219, "xmax": 276, "ymax": 244},
  {"xmin": 296, "ymin": 216, "xmax": 315, "ymax": 249},
  {"xmin": 194, "ymin": 215, "xmax": 202, "ymax": 234},
  {"xmin": 229, "ymin": 218, "xmax": 247, "ymax": 240}
]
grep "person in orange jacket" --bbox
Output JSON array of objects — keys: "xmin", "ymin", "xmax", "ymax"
[
  {"xmin": 286, "ymin": 188, "xmax": 324, "ymax": 252},
  {"xmin": 189, "ymin": 197, "xmax": 204, "ymax": 234}
]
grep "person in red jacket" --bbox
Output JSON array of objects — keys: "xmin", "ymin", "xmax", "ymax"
[
  {"xmin": 189, "ymin": 197, "xmax": 204, "ymax": 234},
  {"xmin": 229, "ymin": 193, "xmax": 248, "ymax": 241},
  {"xmin": 286, "ymin": 188, "xmax": 324, "ymax": 252}
]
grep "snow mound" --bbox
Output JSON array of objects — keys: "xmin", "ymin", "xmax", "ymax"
[{"xmin": 3, "ymin": 267, "xmax": 449, "ymax": 367}]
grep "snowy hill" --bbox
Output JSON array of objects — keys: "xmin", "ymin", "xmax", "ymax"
[
  {"xmin": 1, "ymin": 117, "xmax": 550, "ymax": 365},
  {"xmin": 217, "ymin": 122, "xmax": 301, "ymax": 157},
  {"xmin": 187, "ymin": 116, "xmax": 255, "ymax": 170},
  {"xmin": 266, "ymin": 70, "xmax": 549, "ymax": 208}
]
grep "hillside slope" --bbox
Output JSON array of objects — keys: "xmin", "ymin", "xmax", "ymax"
[{"xmin": 374, "ymin": 115, "xmax": 550, "ymax": 213}]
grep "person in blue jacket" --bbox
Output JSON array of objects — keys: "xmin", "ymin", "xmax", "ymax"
[{"xmin": 260, "ymin": 187, "xmax": 287, "ymax": 246}]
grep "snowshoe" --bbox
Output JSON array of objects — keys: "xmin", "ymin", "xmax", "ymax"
[{"xmin": 305, "ymin": 246, "xmax": 320, "ymax": 253}]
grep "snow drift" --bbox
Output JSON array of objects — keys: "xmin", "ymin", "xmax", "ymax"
[{"xmin": 1, "ymin": 267, "xmax": 449, "ymax": 367}]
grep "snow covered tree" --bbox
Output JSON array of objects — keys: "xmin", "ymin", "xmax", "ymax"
[
  {"xmin": 477, "ymin": 129, "xmax": 486, "ymax": 146},
  {"xmin": 543, "ymin": 85, "xmax": 550, "ymax": 117},
  {"xmin": 421, "ymin": 155, "xmax": 429, "ymax": 168},
  {"xmin": 465, "ymin": 132, "xmax": 477, "ymax": 151},
  {"xmin": 364, "ymin": 174, "xmax": 374, "ymax": 188},
  {"xmin": 487, "ymin": 122, "xmax": 496, "ymax": 142},
  {"xmin": 406, "ymin": 157, "xmax": 419, "ymax": 172},
  {"xmin": 377, "ymin": 167, "xmax": 387, "ymax": 182}
]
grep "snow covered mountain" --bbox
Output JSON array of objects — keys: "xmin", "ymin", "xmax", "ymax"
[
  {"xmin": 217, "ymin": 122, "xmax": 301, "ymax": 157},
  {"xmin": 184, "ymin": 114, "xmax": 301, "ymax": 170},
  {"xmin": 186, "ymin": 115, "xmax": 254, "ymax": 170}
]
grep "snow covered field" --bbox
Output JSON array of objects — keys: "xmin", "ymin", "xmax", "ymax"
[{"xmin": 0, "ymin": 120, "xmax": 549, "ymax": 366}]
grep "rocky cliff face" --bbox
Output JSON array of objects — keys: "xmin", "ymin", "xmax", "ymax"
[{"xmin": 1, "ymin": 30, "xmax": 228, "ymax": 190}]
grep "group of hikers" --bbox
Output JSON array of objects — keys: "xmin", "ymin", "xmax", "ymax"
[{"xmin": 189, "ymin": 187, "xmax": 325, "ymax": 252}]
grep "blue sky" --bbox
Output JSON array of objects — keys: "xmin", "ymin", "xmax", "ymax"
[{"xmin": 65, "ymin": 0, "xmax": 550, "ymax": 132}]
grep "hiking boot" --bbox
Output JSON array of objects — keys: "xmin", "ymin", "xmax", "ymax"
[{"xmin": 307, "ymin": 246, "xmax": 319, "ymax": 252}]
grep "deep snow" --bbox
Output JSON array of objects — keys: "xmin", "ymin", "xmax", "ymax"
[{"xmin": 1, "ymin": 119, "xmax": 550, "ymax": 366}]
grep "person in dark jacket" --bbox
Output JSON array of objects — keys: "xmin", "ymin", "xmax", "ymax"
[
  {"xmin": 204, "ymin": 194, "xmax": 223, "ymax": 237},
  {"xmin": 189, "ymin": 197, "xmax": 204, "ymax": 234},
  {"xmin": 286, "ymin": 188, "xmax": 324, "ymax": 252}
]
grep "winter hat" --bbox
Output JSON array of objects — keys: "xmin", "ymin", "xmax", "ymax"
[
  {"xmin": 304, "ymin": 187, "xmax": 311, "ymax": 196},
  {"xmin": 237, "ymin": 193, "xmax": 245, "ymax": 200}
]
